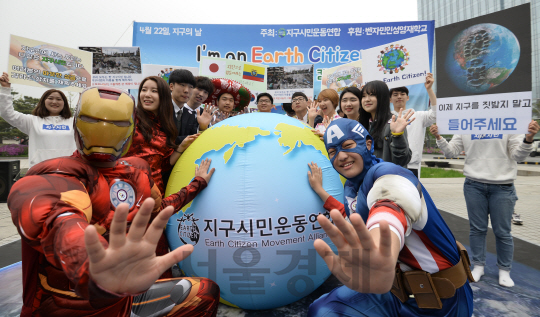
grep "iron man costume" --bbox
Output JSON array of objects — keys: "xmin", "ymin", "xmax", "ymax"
[{"xmin": 8, "ymin": 87, "xmax": 219, "ymax": 316}]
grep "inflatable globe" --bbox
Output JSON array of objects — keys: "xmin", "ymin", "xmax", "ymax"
[
  {"xmin": 445, "ymin": 23, "xmax": 520, "ymax": 93},
  {"xmin": 165, "ymin": 113, "xmax": 344, "ymax": 310}
]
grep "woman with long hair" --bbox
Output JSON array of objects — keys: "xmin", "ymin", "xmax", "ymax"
[
  {"xmin": 0, "ymin": 72, "xmax": 76, "ymax": 167},
  {"xmin": 339, "ymin": 86, "xmax": 361, "ymax": 121},
  {"xmin": 359, "ymin": 80, "xmax": 414, "ymax": 167},
  {"xmin": 125, "ymin": 76, "xmax": 198, "ymax": 195}
]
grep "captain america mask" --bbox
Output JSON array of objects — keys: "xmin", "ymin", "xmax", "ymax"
[{"xmin": 324, "ymin": 119, "xmax": 380, "ymax": 183}]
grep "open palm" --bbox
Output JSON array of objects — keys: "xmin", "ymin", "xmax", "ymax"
[
  {"xmin": 85, "ymin": 198, "xmax": 193, "ymax": 294},
  {"xmin": 314, "ymin": 210, "xmax": 398, "ymax": 294}
]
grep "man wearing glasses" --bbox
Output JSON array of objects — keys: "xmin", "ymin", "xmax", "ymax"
[
  {"xmin": 256, "ymin": 93, "xmax": 274, "ymax": 113},
  {"xmin": 291, "ymin": 92, "xmax": 322, "ymax": 126}
]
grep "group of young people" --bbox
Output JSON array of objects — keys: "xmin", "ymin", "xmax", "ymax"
[{"xmin": 1, "ymin": 67, "xmax": 539, "ymax": 316}]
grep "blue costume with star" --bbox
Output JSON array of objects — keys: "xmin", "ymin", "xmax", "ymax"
[{"xmin": 308, "ymin": 119, "xmax": 473, "ymax": 317}]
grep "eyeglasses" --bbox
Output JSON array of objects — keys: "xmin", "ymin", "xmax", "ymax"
[
  {"xmin": 257, "ymin": 99, "xmax": 271, "ymax": 104},
  {"xmin": 292, "ymin": 98, "xmax": 305, "ymax": 103}
]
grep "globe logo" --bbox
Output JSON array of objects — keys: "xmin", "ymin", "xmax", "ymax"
[
  {"xmin": 445, "ymin": 23, "xmax": 520, "ymax": 93},
  {"xmin": 176, "ymin": 213, "xmax": 200, "ymax": 246},
  {"xmin": 377, "ymin": 44, "xmax": 409, "ymax": 75},
  {"xmin": 278, "ymin": 28, "xmax": 287, "ymax": 38}
]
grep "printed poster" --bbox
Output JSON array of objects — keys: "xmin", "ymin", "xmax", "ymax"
[
  {"xmin": 362, "ymin": 34, "xmax": 430, "ymax": 89},
  {"xmin": 8, "ymin": 35, "xmax": 92, "ymax": 92},
  {"xmin": 267, "ymin": 64, "xmax": 314, "ymax": 103},
  {"xmin": 435, "ymin": 4, "xmax": 532, "ymax": 134},
  {"xmin": 199, "ymin": 56, "xmax": 268, "ymax": 107},
  {"xmin": 79, "ymin": 46, "xmax": 142, "ymax": 89},
  {"xmin": 321, "ymin": 60, "xmax": 362, "ymax": 93}
]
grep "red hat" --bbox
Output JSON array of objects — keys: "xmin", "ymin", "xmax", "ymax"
[{"xmin": 203, "ymin": 78, "xmax": 254, "ymax": 111}]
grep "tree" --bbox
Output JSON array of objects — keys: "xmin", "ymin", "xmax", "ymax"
[
  {"xmin": 0, "ymin": 91, "xmax": 39, "ymax": 143},
  {"xmin": 533, "ymin": 99, "xmax": 540, "ymax": 120}
]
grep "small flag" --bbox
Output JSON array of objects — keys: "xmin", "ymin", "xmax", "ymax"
[
  {"xmin": 200, "ymin": 58, "xmax": 226, "ymax": 77},
  {"xmin": 243, "ymin": 64, "xmax": 265, "ymax": 82}
]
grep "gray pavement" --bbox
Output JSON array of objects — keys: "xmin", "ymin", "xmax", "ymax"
[{"xmin": 1, "ymin": 157, "xmax": 540, "ymax": 248}]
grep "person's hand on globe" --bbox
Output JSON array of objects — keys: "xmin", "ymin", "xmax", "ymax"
[
  {"xmin": 308, "ymin": 162, "xmax": 330, "ymax": 202},
  {"xmin": 195, "ymin": 158, "xmax": 215, "ymax": 184},
  {"xmin": 177, "ymin": 133, "xmax": 200, "ymax": 153},
  {"xmin": 311, "ymin": 129, "xmax": 324, "ymax": 141}
]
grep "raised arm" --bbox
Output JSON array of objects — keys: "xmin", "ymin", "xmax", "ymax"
[
  {"xmin": 161, "ymin": 158, "xmax": 215, "ymax": 211},
  {"xmin": 424, "ymin": 73, "xmax": 437, "ymax": 126},
  {"xmin": 0, "ymin": 72, "xmax": 34, "ymax": 134}
]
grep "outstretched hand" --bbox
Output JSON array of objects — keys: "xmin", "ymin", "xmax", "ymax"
[
  {"xmin": 307, "ymin": 101, "xmax": 319, "ymax": 126},
  {"xmin": 195, "ymin": 158, "xmax": 215, "ymax": 183},
  {"xmin": 314, "ymin": 210, "xmax": 399, "ymax": 294},
  {"xmin": 84, "ymin": 198, "xmax": 194, "ymax": 295},
  {"xmin": 197, "ymin": 105, "xmax": 217, "ymax": 130},
  {"xmin": 177, "ymin": 133, "xmax": 200, "ymax": 153},
  {"xmin": 390, "ymin": 109, "xmax": 415, "ymax": 134},
  {"xmin": 211, "ymin": 111, "xmax": 230, "ymax": 125},
  {"xmin": 0, "ymin": 72, "xmax": 10, "ymax": 88}
]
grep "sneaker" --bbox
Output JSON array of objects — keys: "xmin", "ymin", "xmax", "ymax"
[{"xmin": 512, "ymin": 213, "xmax": 523, "ymax": 225}]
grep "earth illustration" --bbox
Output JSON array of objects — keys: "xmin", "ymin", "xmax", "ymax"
[
  {"xmin": 382, "ymin": 49, "xmax": 405, "ymax": 70},
  {"xmin": 445, "ymin": 23, "xmax": 520, "ymax": 93},
  {"xmin": 164, "ymin": 113, "xmax": 344, "ymax": 310}
]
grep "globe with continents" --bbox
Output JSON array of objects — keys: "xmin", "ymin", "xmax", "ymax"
[
  {"xmin": 382, "ymin": 49, "xmax": 405, "ymax": 70},
  {"xmin": 164, "ymin": 113, "xmax": 344, "ymax": 310},
  {"xmin": 445, "ymin": 23, "xmax": 520, "ymax": 93}
]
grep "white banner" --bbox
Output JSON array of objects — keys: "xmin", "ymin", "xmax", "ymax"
[
  {"xmin": 362, "ymin": 34, "xmax": 430, "ymax": 89},
  {"xmin": 436, "ymin": 91, "xmax": 532, "ymax": 134}
]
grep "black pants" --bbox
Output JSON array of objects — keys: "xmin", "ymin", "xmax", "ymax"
[{"xmin": 408, "ymin": 168, "xmax": 418, "ymax": 178}]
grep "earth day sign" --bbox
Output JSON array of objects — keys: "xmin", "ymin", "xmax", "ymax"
[
  {"xmin": 435, "ymin": 4, "xmax": 532, "ymax": 134},
  {"xmin": 133, "ymin": 21, "xmax": 435, "ymax": 111}
]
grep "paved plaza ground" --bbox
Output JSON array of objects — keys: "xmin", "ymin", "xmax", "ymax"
[{"xmin": 1, "ymin": 156, "xmax": 539, "ymax": 316}]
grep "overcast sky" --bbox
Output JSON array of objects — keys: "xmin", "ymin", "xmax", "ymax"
[{"xmin": 0, "ymin": 0, "xmax": 418, "ymax": 99}]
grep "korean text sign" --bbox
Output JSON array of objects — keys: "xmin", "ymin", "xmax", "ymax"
[
  {"xmin": 133, "ymin": 21, "xmax": 435, "ymax": 111},
  {"xmin": 8, "ymin": 35, "xmax": 92, "ymax": 92}
]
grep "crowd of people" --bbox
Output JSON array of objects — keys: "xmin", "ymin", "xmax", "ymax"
[{"xmin": 1, "ymin": 68, "xmax": 539, "ymax": 316}]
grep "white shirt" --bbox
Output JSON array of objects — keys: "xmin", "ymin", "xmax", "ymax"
[{"xmin": 0, "ymin": 87, "xmax": 76, "ymax": 167}]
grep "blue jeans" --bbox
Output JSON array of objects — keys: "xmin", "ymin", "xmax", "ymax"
[{"xmin": 463, "ymin": 178, "xmax": 517, "ymax": 271}]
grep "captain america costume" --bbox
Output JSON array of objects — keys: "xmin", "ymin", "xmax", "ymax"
[{"xmin": 308, "ymin": 119, "xmax": 473, "ymax": 316}]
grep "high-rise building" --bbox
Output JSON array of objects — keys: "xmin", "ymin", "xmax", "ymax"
[{"xmin": 418, "ymin": 0, "xmax": 540, "ymax": 107}]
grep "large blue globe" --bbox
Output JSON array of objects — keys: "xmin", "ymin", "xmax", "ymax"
[
  {"xmin": 445, "ymin": 23, "xmax": 520, "ymax": 93},
  {"xmin": 164, "ymin": 113, "xmax": 343, "ymax": 310}
]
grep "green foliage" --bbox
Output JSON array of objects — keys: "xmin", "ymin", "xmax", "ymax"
[
  {"xmin": 0, "ymin": 91, "xmax": 40, "ymax": 143},
  {"xmin": 533, "ymin": 100, "xmax": 540, "ymax": 120},
  {"xmin": 421, "ymin": 167, "xmax": 465, "ymax": 178}
]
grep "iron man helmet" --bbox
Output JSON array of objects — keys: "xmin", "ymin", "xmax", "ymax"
[{"xmin": 74, "ymin": 86, "xmax": 135, "ymax": 162}]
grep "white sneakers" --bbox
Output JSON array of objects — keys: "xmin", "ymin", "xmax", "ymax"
[
  {"xmin": 470, "ymin": 265, "xmax": 514, "ymax": 287},
  {"xmin": 499, "ymin": 270, "xmax": 515, "ymax": 287},
  {"xmin": 471, "ymin": 265, "xmax": 484, "ymax": 282}
]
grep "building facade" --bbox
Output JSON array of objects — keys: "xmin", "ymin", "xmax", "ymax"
[{"xmin": 418, "ymin": 0, "xmax": 540, "ymax": 109}]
